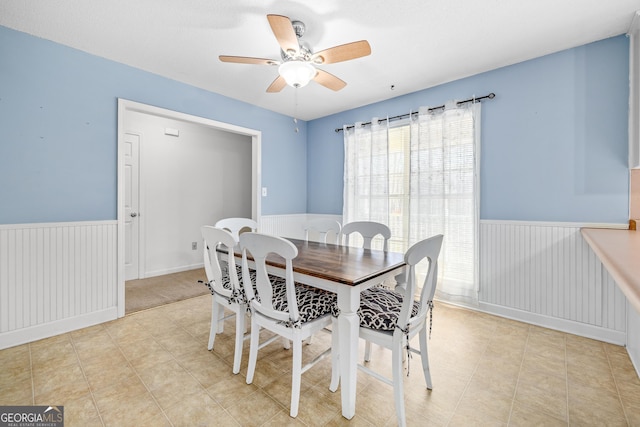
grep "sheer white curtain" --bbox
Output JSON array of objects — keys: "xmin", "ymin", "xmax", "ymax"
[
  {"xmin": 343, "ymin": 102, "xmax": 480, "ymax": 305},
  {"xmin": 409, "ymin": 102, "xmax": 480, "ymax": 304},
  {"xmin": 342, "ymin": 118, "xmax": 390, "ymax": 250}
]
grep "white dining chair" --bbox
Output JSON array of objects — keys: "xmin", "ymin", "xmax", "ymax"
[
  {"xmin": 200, "ymin": 225, "xmax": 248, "ymax": 374},
  {"xmin": 301, "ymin": 218, "xmax": 342, "ymax": 345},
  {"xmin": 207, "ymin": 217, "xmax": 258, "ymax": 337},
  {"xmin": 340, "ymin": 220, "xmax": 392, "ymax": 359},
  {"xmin": 303, "ymin": 218, "xmax": 342, "ymax": 245},
  {"xmin": 340, "ymin": 220, "xmax": 391, "ymax": 251},
  {"xmin": 240, "ymin": 232, "xmax": 340, "ymax": 418},
  {"xmin": 214, "ymin": 217, "xmax": 258, "ymax": 241},
  {"xmin": 356, "ymin": 234, "xmax": 443, "ymax": 427}
]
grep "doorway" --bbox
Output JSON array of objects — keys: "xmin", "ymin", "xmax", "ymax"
[
  {"xmin": 125, "ymin": 268, "xmax": 208, "ymax": 314},
  {"xmin": 117, "ymin": 99, "xmax": 262, "ymax": 318}
]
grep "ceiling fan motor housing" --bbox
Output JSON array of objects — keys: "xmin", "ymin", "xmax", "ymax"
[
  {"xmin": 291, "ymin": 20, "xmax": 306, "ymax": 38},
  {"xmin": 280, "ymin": 43, "xmax": 312, "ymax": 62},
  {"xmin": 279, "ymin": 20, "xmax": 312, "ymax": 62}
]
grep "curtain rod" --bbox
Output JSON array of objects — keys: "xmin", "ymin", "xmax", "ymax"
[{"xmin": 334, "ymin": 92, "xmax": 495, "ymax": 133}]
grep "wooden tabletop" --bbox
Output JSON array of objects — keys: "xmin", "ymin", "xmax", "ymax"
[
  {"xmin": 231, "ymin": 238, "xmax": 406, "ymax": 286},
  {"xmin": 287, "ymin": 238, "xmax": 405, "ymax": 286}
]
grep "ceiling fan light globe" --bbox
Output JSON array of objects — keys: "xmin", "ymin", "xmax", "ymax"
[{"xmin": 278, "ymin": 61, "xmax": 316, "ymax": 88}]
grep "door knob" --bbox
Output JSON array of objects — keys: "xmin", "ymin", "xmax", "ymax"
[{"xmin": 130, "ymin": 212, "xmax": 138, "ymax": 218}]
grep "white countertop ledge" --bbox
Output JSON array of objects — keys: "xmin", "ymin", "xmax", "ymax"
[{"xmin": 581, "ymin": 228, "xmax": 640, "ymax": 314}]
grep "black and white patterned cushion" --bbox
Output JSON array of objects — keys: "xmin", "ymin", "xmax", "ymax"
[
  {"xmin": 267, "ymin": 276, "xmax": 337, "ymax": 325},
  {"xmin": 201, "ymin": 264, "xmax": 257, "ymax": 304},
  {"xmin": 334, "ymin": 287, "xmax": 420, "ymax": 331},
  {"xmin": 201, "ymin": 264, "xmax": 336, "ymax": 325}
]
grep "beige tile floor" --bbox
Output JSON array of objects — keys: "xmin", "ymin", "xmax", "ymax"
[{"xmin": 1, "ymin": 294, "xmax": 640, "ymax": 426}]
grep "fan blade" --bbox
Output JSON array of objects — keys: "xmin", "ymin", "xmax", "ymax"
[
  {"xmin": 219, "ymin": 55, "xmax": 279, "ymax": 65},
  {"xmin": 314, "ymin": 69, "xmax": 347, "ymax": 91},
  {"xmin": 311, "ymin": 40, "xmax": 371, "ymax": 65},
  {"xmin": 266, "ymin": 75, "xmax": 287, "ymax": 93},
  {"xmin": 267, "ymin": 14, "xmax": 299, "ymax": 55}
]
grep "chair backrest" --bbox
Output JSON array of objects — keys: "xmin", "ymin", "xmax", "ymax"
[
  {"xmin": 240, "ymin": 233, "xmax": 300, "ymax": 324},
  {"xmin": 214, "ymin": 217, "xmax": 258, "ymax": 242},
  {"xmin": 400, "ymin": 234, "xmax": 444, "ymax": 330},
  {"xmin": 341, "ymin": 221, "xmax": 391, "ymax": 251},
  {"xmin": 201, "ymin": 226, "xmax": 240, "ymax": 299},
  {"xmin": 303, "ymin": 219, "xmax": 342, "ymax": 244}
]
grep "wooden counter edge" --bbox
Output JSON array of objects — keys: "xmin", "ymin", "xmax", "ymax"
[{"xmin": 581, "ymin": 227, "xmax": 640, "ymax": 314}]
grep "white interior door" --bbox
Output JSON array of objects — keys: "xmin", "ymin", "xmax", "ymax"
[{"xmin": 124, "ymin": 133, "xmax": 140, "ymax": 280}]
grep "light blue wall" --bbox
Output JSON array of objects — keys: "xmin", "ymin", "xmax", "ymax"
[
  {"xmin": 0, "ymin": 27, "xmax": 630, "ymax": 225},
  {"xmin": 307, "ymin": 36, "xmax": 630, "ymax": 224},
  {"xmin": 0, "ymin": 26, "xmax": 307, "ymax": 224}
]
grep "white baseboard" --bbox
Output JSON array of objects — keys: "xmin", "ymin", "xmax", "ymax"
[
  {"xmin": 0, "ymin": 307, "xmax": 118, "ymax": 350},
  {"xmin": 476, "ymin": 301, "xmax": 626, "ymax": 345},
  {"xmin": 143, "ymin": 263, "xmax": 204, "ymax": 279}
]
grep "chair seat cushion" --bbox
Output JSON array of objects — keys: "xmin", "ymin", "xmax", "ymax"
[
  {"xmin": 357, "ymin": 287, "xmax": 420, "ymax": 331},
  {"xmin": 269, "ymin": 277, "xmax": 337, "ymax": 325},
  {"xmin": 201, "ymin": 264, "xmax": 256, "ymax": 304},
  {"xmin": 204, "ymin": 265, "xmax": 336, "ymax": 325}
]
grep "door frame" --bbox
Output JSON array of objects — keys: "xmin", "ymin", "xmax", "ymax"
[{"xmin": 116, "ymin": 98, "xmax": 262, "ymax": 318}]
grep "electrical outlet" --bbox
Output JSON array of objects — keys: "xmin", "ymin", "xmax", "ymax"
[{"xmin": 192, "ymin": 242, "xmax": 197, "ymax": 250}]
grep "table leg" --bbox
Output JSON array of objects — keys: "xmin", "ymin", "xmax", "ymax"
[{"xmin": 337, "ymin": 285, "xmax": 360, "ymax": 419}]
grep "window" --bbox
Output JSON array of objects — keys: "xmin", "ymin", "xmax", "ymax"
[{"xmin": 343, "ymin": 103, "xmax": 480, "ymax": 304}]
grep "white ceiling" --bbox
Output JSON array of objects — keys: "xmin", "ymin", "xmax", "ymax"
[{"xmin": 1, "ymin": 0, "xmax": 640, "ymax": 120}]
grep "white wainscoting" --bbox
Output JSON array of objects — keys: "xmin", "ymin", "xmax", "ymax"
[
  {"xmin": 263, "ymin": 216, "xmax": 628, "ymax": 344},
  {"xmin": 0, "ymin": 221, "xmax": 118, "ymax": 349},
  {"xmin": 0, "ymin": 216, "xmax": 631, "ymax": 353},
  {"xmin": 479, "ymin": 220, "xmax": 627, "ymax": 344},
  {"xmin": 260, "ymin": 214, "xmax": 342, "ymax": 240}
]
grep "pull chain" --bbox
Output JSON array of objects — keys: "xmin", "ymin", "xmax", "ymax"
[{"xmin": 293, "ymin": 85, "xmax": 300, "ymax": 133}]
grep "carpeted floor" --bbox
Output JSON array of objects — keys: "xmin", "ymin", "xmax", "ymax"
[{"xmin": 125, "ymin": 268, "xmax": 208, "ymax": 314}]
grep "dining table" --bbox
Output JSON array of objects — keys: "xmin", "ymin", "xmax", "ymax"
[{"xmin": 244, "ymin": 237, "xmax": 407, "ymax": 420}]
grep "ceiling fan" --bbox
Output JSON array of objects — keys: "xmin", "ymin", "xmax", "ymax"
[{"xmin": 219, "ymin": 14, "xmax": 371, "ymax": 93}]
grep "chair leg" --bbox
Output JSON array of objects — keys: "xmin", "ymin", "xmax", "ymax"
[
  {"xmin": 208, "ymin": 298, "xmax": 219, "ymax": 350},
  {"xmin": 242, "ymin": 312, "xmax": 248, "ymax": 333},
  {"xmin": 364, "ymin": 340, "xmax": 372, "ymax": 362},
  {"xmin": 329, "ymin": 318, "xmax": 340, "ymax": 392},
  {"xmin": 232, "ymin": 305, "xmax": 245, "ymax": 375},
  {"xmin": 392, "ymin": 342, "xmax": 407, "ymax": 427},
  {"xmin": 419, "ymin": 327, "xmax": 433, "ymax": 389},
  {"xmin": 217, "ymin": 303, "xmax": 225, "ymax": 334},
  {"xmin": 290, "ymin": 338, "xmax": 303, "ymax": 417},
  {"xmin": 246, "ymin": 317, "xmax": 260, "ymax": 384}
]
